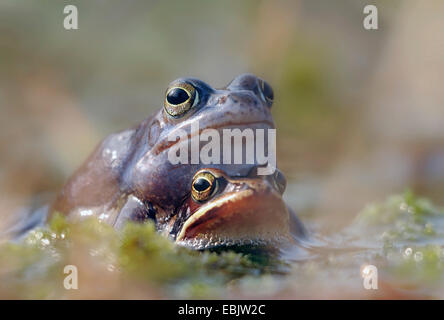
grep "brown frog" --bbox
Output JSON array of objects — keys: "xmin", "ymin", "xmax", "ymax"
[
  {"xmin": 41, "ymin": 74, "xmax": 305, "ymax": 248},
  {"xmin": 170, "ymin": 167, "xmax": 305, "ymax": 249}
]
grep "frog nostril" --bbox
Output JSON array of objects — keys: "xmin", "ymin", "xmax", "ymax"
[{"xmin": 217, "ymin": 95, "xmax": 228, "ymax": 105}]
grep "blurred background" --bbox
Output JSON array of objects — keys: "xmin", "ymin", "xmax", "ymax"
[{"xmin": 1, "ymin": 0, "xmax": 443, "ymax": 233}]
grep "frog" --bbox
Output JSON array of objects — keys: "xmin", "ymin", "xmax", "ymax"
[
  {"xmin": 3, "ymin": 74, "xmax": 306, "ymax": 248},
  {"xmin": 167, "ymin": 167, "xmax": 306, "ymax": 249}
]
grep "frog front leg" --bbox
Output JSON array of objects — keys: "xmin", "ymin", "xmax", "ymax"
[
  {"xmin": 113, "ymin": 195, "xmax": 156, "ymax": 230},
  {"xmin": 288, "ymin": 206, "xmax": 307, "ymax": 239}
]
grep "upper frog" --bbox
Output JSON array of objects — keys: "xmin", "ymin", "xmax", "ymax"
[{"xmin": 50, "ymin": 74, "xmax": 278, "ymax": 235}]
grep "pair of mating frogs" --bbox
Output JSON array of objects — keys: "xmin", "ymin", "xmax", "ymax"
[{"xmin": 12, "ymin": 74, "xmax": 307, "ymax": 249}]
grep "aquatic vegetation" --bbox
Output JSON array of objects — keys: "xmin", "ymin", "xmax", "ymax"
[
  {"xmin": 353, "ymin": 190, "xmax": 444, "ymax": 243},
  {"xmin": 0, "ymin": 214, "xmax": 281, "ymax": 299},
  {"xmin": 1, "ymin": 192, "xmax": 444, "ymax": 299},
  {"xmin": 351, "ymin": 191, "xmax": 444, "ymax": 293}
]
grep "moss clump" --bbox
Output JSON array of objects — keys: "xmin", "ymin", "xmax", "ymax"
[
  {"xmin": 353, "ymin": 190, "xmax": 443, "ymax": 242},
  {"xmin": 119, "ymin": 222, "xmax": 269, "ymax": 284},
  {"xmin": 0, "ymin": 214, "xmax": 282, "ymax": 299},
  {"xmin": 349, "ymin": 192, "xmax": 444, "ymax": 291},
  {"xmin": 2, "ymin": 192, "xmax": 444, "ymax": 299},
  {"xmin": 384, "ymin": 245, "xmax": 444, "ymax": 288}
]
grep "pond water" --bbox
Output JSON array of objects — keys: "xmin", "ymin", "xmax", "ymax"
[
  {"xmin": 1, "ymin": 191, "xmax": 443, "ymax": 299},
  {"xmin": 277, "ymin": 191, "xmax": 444, "ymax": 299}
]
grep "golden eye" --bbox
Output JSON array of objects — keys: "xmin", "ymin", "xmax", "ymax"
[
  {"xmin": 191, "ymin": 171, "xmax": 217, "ymax": 202},
  {"xmin": 164, "ymin": 82, "xmax": 198, "ymax": 117},
  {"xmin": 260, "ymin": 80, "xmax": 274, "ymax": 104}
]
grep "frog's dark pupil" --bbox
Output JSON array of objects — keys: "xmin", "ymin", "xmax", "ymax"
[
  {"xmin": 194, "ymin": 178, "xmax": 211, "ymax": 192},
  {"xmin": 167, "ymin": 88, "xmax": 190, "ymax": 105},
  {"xmin": 263, "ymin": 81, "xmax": 274, "ymax": 101}
]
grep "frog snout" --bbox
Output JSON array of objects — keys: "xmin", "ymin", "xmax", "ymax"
[
  {"xmin": 226, "ymin": 73, "xmax": 274, "ymax": 108},
  {"xmin": 221, "ymin": 91, "xmax": 262, "ymax": 109},
  {"xmin": 227, "ymin": 73, "xmax": 261, "ymax": 91}
]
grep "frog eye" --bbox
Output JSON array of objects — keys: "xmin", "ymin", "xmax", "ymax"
[
  {"xmin": 272, "ymin": 170, "xmax": 286, "ymax": 194},
  {"xmin": 164, "ymin": 82, "xmax": 199, "ymax": 117},
  {"xmin": 191, "ymin": 171, "xmax": 217, "ymax": 202},
  {"xmin": 260, "ymin": 80, "xmax": 274, "ymax": 105}
]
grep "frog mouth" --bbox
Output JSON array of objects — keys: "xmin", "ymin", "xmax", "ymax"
[{"xmin": 175, "ymin": 188, "xmax": 291, "ymax": 249}]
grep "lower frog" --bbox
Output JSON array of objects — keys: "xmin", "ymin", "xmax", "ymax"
[{"xmin": 159, "ymin": 167, "xmax": 306, "ymax": 249}]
